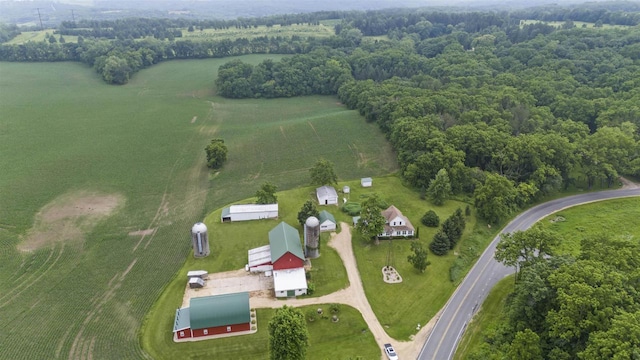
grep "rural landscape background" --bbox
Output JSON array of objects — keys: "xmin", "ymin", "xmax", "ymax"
[{"xmin": 1, "ymin": 0, "xmax": 640, "ymax": 359}]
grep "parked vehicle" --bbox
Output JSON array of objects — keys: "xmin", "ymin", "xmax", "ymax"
[{"xmin": 384, "ymin": 343, "xmax": 398, "ymax": 360}]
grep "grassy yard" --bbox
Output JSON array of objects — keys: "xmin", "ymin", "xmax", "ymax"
[
  {"xmin": 0, "ymin": 56, "xmax": 396, "ymax": 359},
  {"xmin": 143, "ymin": 303, "xmax": 378, "ymax": 360},
  {"xmin": 5, "ymin": 30, "xmax": 79, "ymax": 44},
  {"xmin": 454, "ymin": 197, "xmax": 640, "ymax": 358}
]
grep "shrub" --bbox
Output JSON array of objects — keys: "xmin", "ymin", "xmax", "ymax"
[
  {"xmin": 341, "ymin": 202, "xmax": 361, "ymax": 216},
  {"xmin": 306, "ymin": 309, "xmax": 317, "ymax": 322},
  {"xmin": 421, "ymin": 210, "xmax": 440, "ymax": 227},
  {"xmin": 329, "ymin": 303, "xmax": 341, "ymax": 314},
  {"xmin": 307, "ymin": 282, "xmax": 315, "ymax": 295},
  {"xmin": 465, "ymin": 205, "xmax": 471, "ymax": 216}
]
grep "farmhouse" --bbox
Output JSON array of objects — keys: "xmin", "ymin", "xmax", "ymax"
[
  {"xmin": 269, "ymin": 222, "xmax": 307, "ymax": 297},
  {"xmin": 380, "ymin": 205, "xmax": 415, "ymax": 237},
  {"xmin": 361, "ymin": 177, "xmax": 373, "ymax": 187},
  {"xmin": 173, "ymin": 292, "xmax": 251, "ymax": 340},
  {"xmin": 221, "ymin": 204, "xmax": 278, "ymax": 222},
  {"xmin": 318, "ymin": 210, "xmax": 336, "ymax": 232},
  {"xmin": 316, "ymin": 185, "xmax": 338, "ymax": 205}
]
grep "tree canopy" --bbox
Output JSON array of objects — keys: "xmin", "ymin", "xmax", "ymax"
[
  {"xmin": 204, "ymin": 138, "xmax": 228, "ymax": 169},
  {"xmin": 268, "ymin": 305, "xmax": 309, "ymax": 360},
  {"xmin": 309, "ymin": 158, "xmax": 338, "ymax": 186}
]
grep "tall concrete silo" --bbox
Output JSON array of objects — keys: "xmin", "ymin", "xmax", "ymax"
[
  {"xmin": 191, "ymin": 222, "xmax": 210, "ymax": 258},
  {"xmin": 304, "ymin": 216, "xmax": 320, "ymax": 259}
]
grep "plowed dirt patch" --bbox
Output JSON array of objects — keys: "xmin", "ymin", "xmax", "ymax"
[{"xmin": 18, "ymin": 191, "xmax": 124, "ymax": 251}]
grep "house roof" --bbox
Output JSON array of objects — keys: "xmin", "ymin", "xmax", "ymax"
[
  {"xmin": 189, "ymin": 293, "xmax": 250, "ymax": 330},
  {"xmin": 273, "ymin": 268, "xmax": 308, "ymax": 292},
  {"xmin": 319, "ymin": 210, "xmax": 336, "ymax": 225},
  {"xmin": 381, "ymin": 205, "xmax": 415, "ymax": 232},
  {"xmin": 316, "ymin": 185, "xmax": 337, "ymax": 199},
  {"xmin": 269, "ymin": 222, "xmax": 304, "ymax": 262},
  {"xmin": 173, "ymin": 307, "xmax": 191, "ymax": 332}
]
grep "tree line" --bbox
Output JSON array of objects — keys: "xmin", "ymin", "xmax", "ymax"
[{"xmin": 215, "ymin": 15, "xmax": 640, "ymax": 224}]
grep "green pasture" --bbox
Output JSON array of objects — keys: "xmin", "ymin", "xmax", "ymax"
[
  {"xmin": 0, "ymin": 56, "xmax": 396, "ymax": 359},
  {"xmin": 5, "ymin": 30, "xmax": 79, "ymax": 44},
  {"xmin": 143, "ymin": 303, "xmax": 377, "ymax": 360},
  {"xmin": 455, "ymin": 197, "xmax": 640, "ymax": 358},
  {"xmin": 520, "ymin": 19, "xmax": 631, "ymax": 29},
  {"xmin": 181, "ymin": 23, "xmax": 335, "ymax": 41}
]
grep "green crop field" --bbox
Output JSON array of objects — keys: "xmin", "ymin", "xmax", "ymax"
[
  {"xmin": 0, "ymin": 55, "xmax": 396, "ymax": 359},
  {"xmin": 181, "ymin": 23, "xmax": 335, "ymax": 41}
]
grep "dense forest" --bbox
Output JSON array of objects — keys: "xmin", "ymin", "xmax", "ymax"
[
  {"xmin": 1, "ymin": 5, "xmax": 639, "ymax": 222},
  {"xmin": 478, "ymin": 229, "xmax": 640, "ymax": 359}
]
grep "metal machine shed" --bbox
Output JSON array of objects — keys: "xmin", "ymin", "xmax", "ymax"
[
  {"xmin": 248, "ymin": 245, "xmax": 273, "ymax": 272},
  {"xmin": 221, "ymin": 204, "xmax": 278, "ymax": 222},
  {"xmin": 273, "ymin": 268, "xmax": 308, "ymax": 297}
]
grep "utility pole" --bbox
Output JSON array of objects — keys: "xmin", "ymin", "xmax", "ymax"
[
  {"xmin": 71, "ymin": 9, "xmax": 76, "ymax": 23},
  {"xmin": 36, "ymin": 8, "xmax": 44, "ymax": 30}
]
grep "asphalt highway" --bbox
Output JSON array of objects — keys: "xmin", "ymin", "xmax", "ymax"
[{"xmin": 417, "ymin": 188, "xmax": 640, "ymax": 360}]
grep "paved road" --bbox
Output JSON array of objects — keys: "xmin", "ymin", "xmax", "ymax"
[{"xmin": 417, "ymin": 188, "xmax": 640, "ymax": 360}]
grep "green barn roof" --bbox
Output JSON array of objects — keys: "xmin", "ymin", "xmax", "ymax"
[
  {"xmin": 269, "ymin": 222, "xmax": 304, "ymax": 262},
  {"xmin": 319, "ymin": 210, "xmax": 336, "ymax": 224},
  {"xmin": 189, "ymin": 292, "xmax": 250, "ymax": 330}
]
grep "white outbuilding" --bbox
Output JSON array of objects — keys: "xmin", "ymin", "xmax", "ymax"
[
  {"xmin": 221, "ymin": 204, "xmax": 278, "ymax": 222},
  {"xmin": 318, "ymin": 210, "xmax": 336, "ymax": 232},
  {"xmin": 316, "ymin": 186, "xmax": 338, "ymax": 205},
  {"xmin": 361, "ymin": 177, "xmax": 373, "ymax": 187}
]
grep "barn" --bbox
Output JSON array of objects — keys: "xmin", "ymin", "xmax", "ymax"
[
  {"xmin": 173, "ymin": 292, "xmax": 251, "ymax": 341},
  {"xmin": 318, "ymin": 210, "xmax": 336, "ymax": 232},
  {"xmin": 316, "ymin": 186, "xmax": 338, "ymax": 205},
  {"xmin": 221, "ymin": 204, "xmax": 278, "ymax": 222},
  {"xmin": 269, "ymin": 222, "xmax": 307, "ymax": 297}
]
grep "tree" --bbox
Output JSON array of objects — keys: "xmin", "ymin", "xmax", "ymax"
[
  {"xmin": 268, "ymin": 305, "xmax": 309, "ymax": 360},
  {"xmin": 356, "ymin": 193, "xmax": 386, "ymax": 245},
  {"xmin": 495, "ymin": 226, "xmax": 558, "ymax": 280},
  {"xmin": 309, "ymin": 158, "xmax": 338, "ymax": 186},
  {"xmin": 429, "ymin": 230, "xmax": 450, "ymax": 256},
  {"xmin": 255, "ymin": 182, "xmax": 277, "ymax": 204},
  {"xmin": 506, "ymin": 329, "xmax": 543, "ymax": 360},
  {"xmin": 297, "ymin": 200, "xmax": 319, "ymax": 226},
  {"xmin": 421, "ymin": 210, "xmax": 440, "ymax": 227},
  {"xmin": 204, "ymin": 138, "xmax": 228, "ymax": 169},
  {"xmin": 407, "ymin": 241, "xmax": 430, "ymax": 273},
  {"xmin": 442, "ymin": 208, "xmax": 465, "ymax": 249},
  {"xmin": 427, "ymin": 168, "xmax": 452, "ymax": 205},
  {"xmin": 474, "ymin": 172, "xmax": 517, "ymax": 224}
]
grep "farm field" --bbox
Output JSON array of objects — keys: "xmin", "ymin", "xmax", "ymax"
[
  {"xmin": 520, "ymin": 19, "xmax": 632, "ymax": 29},
  {"xmin": 0, "ymin": 55, "xmax": 397, "ymax": 359},
  {"xmin": 181, "ymin": 23, "xmax": 335, "ymax": 41},
  {"xmin": 454, "ymin": 197, "xmax": 640, "ymax": 359},
  {"xmin": 4, "ymin": 30, "xmax": 79, "ymax": 44}
]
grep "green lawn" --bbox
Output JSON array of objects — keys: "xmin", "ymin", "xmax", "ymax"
[
  {"xmin": 143, "ymin": 303, "xmax": 378, "ymax": 360},
  {"xmin": 0, "ymin": 57, "xmax": 396, "ymax": 359},
  {"xmin": 5, "ymin": 30, "xmax": 80, "ymax": 44}
]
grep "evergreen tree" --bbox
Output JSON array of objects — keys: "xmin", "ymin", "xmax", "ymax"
[
  {"xmin": 407, "ymin": 241, "xmax": 430, "ymax": 272},
  {"xmin": 430, "ymin": 230, "xmax": 450, "ymax": 255}
]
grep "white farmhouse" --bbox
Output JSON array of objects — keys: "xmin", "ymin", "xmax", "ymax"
[{"xmin": 379, "ymin": 205, "xmax": 415, "ymax": 237}]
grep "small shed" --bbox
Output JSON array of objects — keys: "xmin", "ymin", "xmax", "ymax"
[
  {"xmin": 173, "ymin": 292, "xmax": 251, "ymax": 340},
  {"xmin": 318, "ymin": 210, "xmax": 336, "ymax": 232},
  {"xmin": 361, "ymin": 177, "xmax": 373, "ymax": 187},
  {"xmin": 342, "ymin": 185, "xmax": 350, "ymax": 194},
  {"xmin": 189, "ymin": 277, "xmax": 205, "ymax": 289},
  {"xmin": 187, "ymin": 270, "xmax": 209, "ymax": 280},
  {"xmin": 221, "ymin": 204, "xmax": 278, "ymax": 222},
  {"xmin": 316, "ymin": 186, "xmax": 338, "ymax": 205}
]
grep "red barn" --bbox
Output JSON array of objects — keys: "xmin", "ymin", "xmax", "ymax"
[
  {"xmin": 173, "ymin": 292, "xmax": 251, "ymax": 341},
  {"xmin": 269, "ymin": 222, "xmax": 305, "ymax": 270}
]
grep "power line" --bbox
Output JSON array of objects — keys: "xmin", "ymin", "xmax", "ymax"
[{"xmin": 36, "ymin": 8, "xmax": 43, "ymax": 30}]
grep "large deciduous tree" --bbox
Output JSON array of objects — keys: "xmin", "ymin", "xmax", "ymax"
[
  {"xmin": 474, "ymin": 172, "xmax": 517, "ymax": 224},
  {"xmin": 356, "ymin": 193, "xmax": 386, "ymax": 245},
  {"xmin": 297, "ymin": 200, "xmax": 319, "ymax": 226},
  {"xmin": 427, "ymin": 168, "xmax": 452, "ymax": 205},
  {"xmin": 268, "ymin": 305, "xmax": 309, "ymax": 360},
  {"xmin": 309, "ymin": 158, "xmax": 338, "ymax": 186},
  {"xmin": 495, "ymin": 226, "xmax": 559, "ymax": 280},
  {"xmin": 255, "ymin": 182, "xmax": 278, "ymax": 204},
  {"xmin": 407, "ymin": 241, "xmax": 430, "ymax": 273},
  {"xmin": 204, "ymin": 138, "xmax": 228, "ymax": 169}
]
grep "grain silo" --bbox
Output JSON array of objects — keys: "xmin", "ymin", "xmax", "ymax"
[
  {"xmin": 304, "ymin": 216, "xmax": 320, "ymax": 259},
  {"xmin": 191, "ymin": 222, "xmax": 210, "ymax": 258}
]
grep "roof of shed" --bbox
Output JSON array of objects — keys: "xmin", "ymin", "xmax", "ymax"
[
  {"xmin": 269, "ymin": 222, "xmax": 304, "ymax": 262},
  {"xmin": 189, "ymin": 292, "xmax": 250, "ymax": 330},
  {"xmin": 316, "ymin": 185, "xmax": 337, "ymax": 198},
  {"xmin": 319, "ymin": 210, "xmax": 336, "ymax": 224}
]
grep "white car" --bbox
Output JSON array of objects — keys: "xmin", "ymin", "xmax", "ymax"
[{"xmin": 384, "ymin": 343, "xmax": 398, "ymax": 360}]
